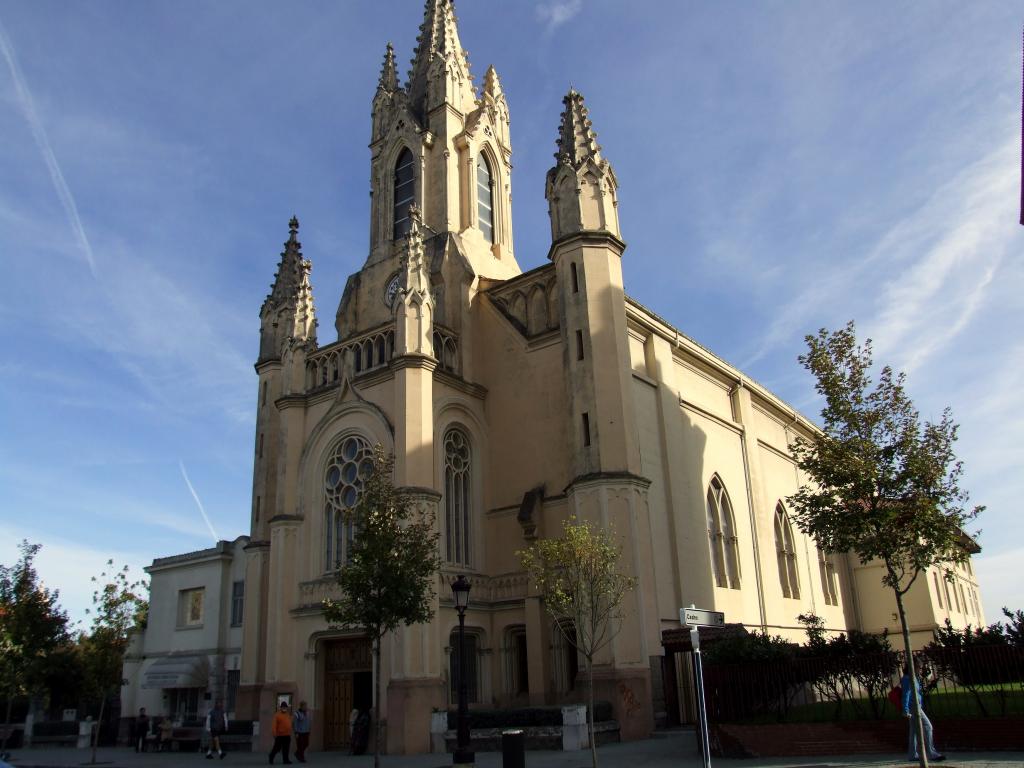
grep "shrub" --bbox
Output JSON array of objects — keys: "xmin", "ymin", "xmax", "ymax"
[{"xmin": 445, "ymin": 702, "xmax": 614, "ymax": 730}]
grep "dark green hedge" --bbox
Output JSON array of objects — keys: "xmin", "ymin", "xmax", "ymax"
[{"xmin": 446, "ymin": 701, "xmax": 613, "ymax": 730}]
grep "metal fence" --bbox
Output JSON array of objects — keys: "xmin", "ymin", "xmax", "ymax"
[{"xmin": 703, "ymin": 645, "xmax": 1024, "ymax": 724}]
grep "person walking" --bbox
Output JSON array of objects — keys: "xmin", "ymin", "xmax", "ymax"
[
  {"xmin": 269, "ymin": 702, "xmax": 293, "ymax": 765},
  {"xmin": 902, "ymin": 657, "xmax": 946, "ymax": 762},
  {"xmin": 134, "ymin": 708, "xmax": 150, "ymax": 753},
  {"xmin": 206, "ymin": 699, "xmax": 228, "ymax": 759},
  {"xmin": 157, "ymin": 715, "xmax": 173, "ymax": 752},
  {"xmin": 292, "ymin": 701, "xmax": 311, "ymax": 763}
]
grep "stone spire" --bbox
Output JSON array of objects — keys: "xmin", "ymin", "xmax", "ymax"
[
  {"xmin": 545, "ymin": 88, "xmax": 621, "ymax": 243},
  {"xmin": 555, "ymin": 88, "xmax": 603, "ymax": 168},
  {"xmin": 378, "ymin": 42, "xmax": 398, "ymax": 93},
  {"xmin": 394, "ymin": 204, "xmax": 434, "ymax": 356},
  {"xmin": 259, "ymin": 216, "xmax": 317, "ymax": 361},
  {"xmin": 406, "ymin": 0, "xmax": 475, "ymax": 117}
]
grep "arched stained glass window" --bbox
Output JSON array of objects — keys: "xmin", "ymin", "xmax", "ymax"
[
  {"xmin": 324, "ymin": 435, "xmax": 374, "ymax": 570},
  {"xmin": 706, "ymin": 477, "xmax": 740, "ymax": 589},
  {"xmin": 393, "ymin": 148, "xmax": 415, "ymax": 239},
  {"xmin": 476, "ymin": 154, "xmax": 494, "ymax": 243},
  {"xmin": 444, "ymin": 428, "xmax": 472, "ymax": 566},
  {"xmin": 774, "ymin": 504, "xmax": 800, "ymax": 599}
]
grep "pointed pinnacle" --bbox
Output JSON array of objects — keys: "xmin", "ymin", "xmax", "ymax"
[
  {"xmin": 483, "ymin": 65, "xmax": 503, "ymax": 99},
  {"xmin": 555, "ymin": 88, "xmax": 602, "ymax": 166},
  {"xmin": 407, "ymin": 0, "xmax": 470, "ymax": 101},
  {"xmin": 288, "ymin": 216, "xmax": 300, "ymax": 237},
  {"xmin": 379, "ymin": 42, "xmax": 398, "ymax": 91}
]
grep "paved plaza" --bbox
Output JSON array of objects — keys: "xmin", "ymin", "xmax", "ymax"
[{"xmin": 2, "ymin": 732, "xmax": 1022, "ymax": 768}]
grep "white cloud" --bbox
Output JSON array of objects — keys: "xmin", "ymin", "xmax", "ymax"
[
  {"xmin": 864, "ymin": 139, "xmax": 1017, "ymax": 373},
  {"xmin": 180, "ymin": 460, "xmax": 220, "ymax": 544},
  {"xmin": 0, "ymin": 527, "xmax": 149, "ymax": 629},
  {"xmin": 51, "ymin": 237, "xmax": 253, "ymax": 422},
  {"xmin": 0, "ymin": 15, "xmax": 97, "ymax": 278},
  {"xmin": 536, "ymin": 0, "xmax": 583, "ymax": 33},
  {"xmin": 0, "ymin": 459, "xmax": 222, "ymax": 543},
  {"xmin": 974, "ymin": 546, "xmax": 1024, "ymax": 623},
  {"xmin": 745, "ymin": 136, "xmax": 1018, "ymax": 372}
]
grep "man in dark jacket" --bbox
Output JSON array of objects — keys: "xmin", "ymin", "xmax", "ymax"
[{"xmin": 134, "ymin": 708, "xmax": 150, "ymax": 753}]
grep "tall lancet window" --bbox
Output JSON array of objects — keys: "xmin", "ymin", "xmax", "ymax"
[
  {"xmin": 774, "ymin": 503, "xmax": 800, "ymax": 599},
  {"xmin": 476, "ymin": 154, "xmax": 494, "ymax": 243},
  {"xmin": 324, "ymin": 435, "xmax": 374, "ymax": 570},
  {"xmin": 444, "ymin": 427, "xmax": 472, "ymax": 566},
  {"xmin": 394, "ymin": 148, "xmax": 416, "ymax": 239},
  {"xmin": 706, "ymin": 476, "xmax": 740, "ymax": 589}
]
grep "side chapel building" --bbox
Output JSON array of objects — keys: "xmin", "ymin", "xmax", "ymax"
[{"xmin": 237, "ymin": 0, "xmax": 985, "ymax": 754}]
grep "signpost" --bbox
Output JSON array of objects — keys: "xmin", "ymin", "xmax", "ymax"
[
  {"xmin": 680, "ymin": 605, "xmax": 724, "ymax": 768},
  {"xmin": 680, "ymin": 607, "xmax": 725, "ymax": 629}
]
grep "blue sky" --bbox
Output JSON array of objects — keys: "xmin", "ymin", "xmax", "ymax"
[{"xmin": 1, "ymin": 0, "xmax": 1020, "ymax": 628}]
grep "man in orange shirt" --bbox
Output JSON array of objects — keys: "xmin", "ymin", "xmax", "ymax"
[{"xmin": 269, "ymin": 702, "xmax": 292, "ymax": 765}]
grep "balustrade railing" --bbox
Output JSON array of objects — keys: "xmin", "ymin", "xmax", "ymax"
[
  {"xmin": 305, "ymin": 323, "xmax": 460, "ymax": 391},
  {"xmin": 306, "ymin": 326, "xmax": 395, "ymax": 391}
]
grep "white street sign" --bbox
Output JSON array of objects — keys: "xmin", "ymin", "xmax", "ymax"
[{"xmin": 680, "ymin": 607, "xmax": 725, "ymax": 628}]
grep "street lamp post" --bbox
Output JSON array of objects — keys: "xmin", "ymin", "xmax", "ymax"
[{"xmin": 451, "ymin": 575, "xmax": 474, "ymax": 765}]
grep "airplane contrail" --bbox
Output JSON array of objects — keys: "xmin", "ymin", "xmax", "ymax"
[
  {"xmin": 179, "ymin": 460, "xmax": 219, "ymax": 544},
  {"xmin": 0, "ymin": 15, "xmax": 98, "ymax": 278}
]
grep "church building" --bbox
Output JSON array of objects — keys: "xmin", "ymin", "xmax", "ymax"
[{"xmin": 237, "ymin": 0, "xmax": 985, "ymax": 754}]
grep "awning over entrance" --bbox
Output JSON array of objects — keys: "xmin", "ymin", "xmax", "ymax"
[{"xmin": 142, "ymin": 655, "xmax": 209, "ymax": 690}]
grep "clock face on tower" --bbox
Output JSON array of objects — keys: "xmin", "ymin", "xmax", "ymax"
[{"xmin": 384, "ymin": 274, "xmax": 401, "ymax": 307}]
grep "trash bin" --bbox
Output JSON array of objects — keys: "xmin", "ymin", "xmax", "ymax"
[{"xmin": 501, "ymin": 728, "xmax": 525, "ymax": 768}]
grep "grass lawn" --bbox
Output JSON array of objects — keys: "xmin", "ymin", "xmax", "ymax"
[{"xmin": 720, "ymin": 683, "xmax": 1024, "ymax": 724}]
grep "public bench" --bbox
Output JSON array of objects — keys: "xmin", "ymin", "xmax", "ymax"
[
  {"xmin": 169, "ymin": 726, "xmax": 204, "ymax": 752},
  {"xmin": 153, "ymin": 721, "xmax": 252, "ymax": 753},
  {"xmin": 30, "ymin": 721, "xmax": 77, "ymax": 747}
]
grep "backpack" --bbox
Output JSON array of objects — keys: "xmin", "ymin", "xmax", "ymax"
[{"xmin": 887, "ymin": 685, "xmax": 902, "ymax": 709}]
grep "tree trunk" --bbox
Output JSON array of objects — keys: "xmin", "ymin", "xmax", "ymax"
[
  {"xmin": 90, "ymin": 695, "xmax": 106, "ymax": 765},
  {"xmin": 373, "ymin": 635, "xmax": 382, "ymax": 768},
  {"xmin": 894, "ymin": 587, "xmax": 928, "ymax": 768},
  {"xmin": 587, "ymin": 655, "xmax": 597, "ymax": 768},
  {"xmin": 1, "ymin": 697, "xmax": 12, "ymax": 754}
]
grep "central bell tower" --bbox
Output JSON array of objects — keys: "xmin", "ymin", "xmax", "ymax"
[{"xmin": 365, "ymin": 0, "xmax": 517, "ymax": 276}]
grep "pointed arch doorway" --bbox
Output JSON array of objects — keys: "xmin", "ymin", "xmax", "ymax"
[{"xmin": 322, "ymin": 637, "xmax": 373, "ymax": 749}]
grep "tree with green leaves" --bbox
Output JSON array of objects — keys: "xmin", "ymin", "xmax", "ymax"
[
  {"xmin": 999, "ymin": 607, "xmax": 1024, "ymax": 648},
  {"xmin": 0, "ymin": 541, "xmax": 70, "ymax": 754},
  {"xmin": 787, "ymin": 322, "xmax": 982, "ymax": 768},
  {"xmin": 518, "ymin": 516, "xmax": 636, "ymax": 768},
  {"xmin": 79, "ymin": 562, "xmax": 148, "ymax": 764},
  {"xmin": 322, "ymin": 446, "xmax": 442, "ymax": 768}
]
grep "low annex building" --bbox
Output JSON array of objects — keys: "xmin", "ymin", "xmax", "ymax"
[
  {"xmin": 122, "ymin": 537, "xmax": 249, "ymax": 726},
  {"xmin": 222, "ymin": 0, "xmax": 985, "ymax": 755}
]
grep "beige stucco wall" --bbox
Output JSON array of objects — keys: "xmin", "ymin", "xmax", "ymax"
[{"xmin": 234, "ymin": 3, "xmax": 989, "ymax": 754}]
